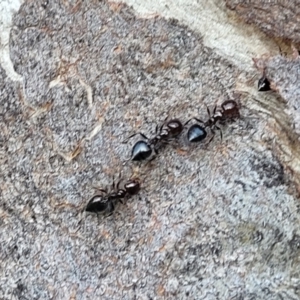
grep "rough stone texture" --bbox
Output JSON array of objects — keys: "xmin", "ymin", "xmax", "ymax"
[
  {"xmin": 1, "ymin": 0, "xmax": 300, "ymax": 300},
  {"xmin": 257, "ymin": 55, "xmax": 300, "ymax": 137},
  {"xmin": 252, "ymin": 51, "xmax": 300, "ymax": 190},
  {"xmin": 225, "ymin": 0, "xmax": 300, "ymax": 46}
]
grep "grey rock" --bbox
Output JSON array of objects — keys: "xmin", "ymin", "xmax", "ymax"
[{"xmin": 1, "ymin": 1, "xmax": 300, "ymax": 299}]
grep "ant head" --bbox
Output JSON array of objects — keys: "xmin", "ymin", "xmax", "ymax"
[
  {"xmin": 114, "ymin": 166, "xmax": 142, "ymax": 195},
  {"xmin": 221, "ymin": 100, "xmax": 240, "ymax": 119},
  {"xmin": 124, "ymin": 178, "xmax": 141, "ymax": 195},
  {"xmin": 165, "ymin": 119, "xmax": 184, "ymax": 136}
]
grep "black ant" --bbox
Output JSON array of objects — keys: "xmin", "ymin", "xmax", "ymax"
[
  {"xmin": 257, "ymin": 68, "xmax": 271, "ymax": 92},
  {"xmin": 85, "ymin": 177, "xmax": 141, "ymax": 214},
  {"xmin": 185, "ymin": 100, "xmax": 240, "ymax": 143},
  {"xmin": 258, "ymin": 76, "xmax": 271, "ymax": 91},
  {"xmin": 124, "ymin": 119, "xmax": 183, "ymax": 161}
]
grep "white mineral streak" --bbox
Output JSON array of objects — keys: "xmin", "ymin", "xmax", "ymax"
[
  {"xmin": 116, "ymin": 0, "xmax": 277, "ymax": 70},
  {"xmin": 0, "ymin": 0, "xmax": 24, "ymax": 81},
  {"xmin": 1, "ymin": 0, "xmax": 276, "ymax": 81}
]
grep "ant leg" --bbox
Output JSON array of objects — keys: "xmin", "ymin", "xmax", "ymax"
[
  {"xmin": 76, "ymin": 211, "xmax": 86, "ymax": 235},
  {"xmin": 207, "ymin": 135, "xmax": 214, "ymax": 145},
  {"xmin": 213, "ymin": 105, "xmax": 217, "ymax": 115},
  {"xmin": 151, "ymin": 148, "xmax": 159, "ymax": 161},
  {"xmin": 92, "ymin": 187, "xmax": 108, "ymax": 195},
  {"xmin": 111, "ymin": 175, "xmax": 116, "ymax": 191},
  {"xmin": 144, "ymin": 156, "xmax": 156, "ymax": 168},
  {"xmin": 97, "ymin": 213, "xmax": 101, "ymax": 225},
  {"xmin": 166, "ymin": 141, "xmax": 178, "ymax": 150},
  {"xmin": 215, "ymin": 125, "xmax": 223, "ymax": 140},
  {"xmin": 104, "ymin": 201, "xmax": 115, "ymax": 217},
  {"xmin": 122, "ymin": 157, "xmax": 130, "ymax": 166},
  {"xmin": 83, "ymin": 211, "xmax": 87, "ymax": 236},
  {"xmin": 160, "ymin": 138, "xmax": 177, "ymax": 148},
  {"xmin": 104, "ymin": 213, "xmax": 113, "ymax": 218},
  {"xmin": 116, "ymin": 177, "xmax": 123, "ymax": 190},
  {"xmin": 144, "ymin": 149, "xmax": 158, "ymax": 166},
  {"xmin": 123, "ymin": 132, "xmax": 149, "ymax": 144},
  {"xmin": 184, "ymin": 117, "xmax": 205, "ymax": 126},
  {"xmin": 207, "ymin": 129, "xmax": 215, "ymax": 145},
  {"xmin": 155, "ymin": 123, "xmax": 159, "ymax": 135},
  {"xmin": 159, "ymin": 122, "xmax": 164, "ymax": 133},
  {"xmin": 123, "ymin": 155, "xmax": 145, "ymax": 166},
  {"xmin": 206, "ymin": 106, "xmax": 211, "ymax": 119}
]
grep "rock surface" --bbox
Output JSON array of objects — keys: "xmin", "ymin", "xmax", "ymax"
[
  {"xmin": 226, "ymin": 0, "xmax": 300, "ymax": 45},
  {"xmin": 1, "ymin": 0, "xmax": 300, "ymax": 299}
]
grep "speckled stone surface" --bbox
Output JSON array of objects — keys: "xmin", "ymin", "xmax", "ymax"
[
  {"xmin": 1, "ymin": 1, "xmax": 300, "ymax": 299},
  {"xmin": 225, "ymin": 0, "xmax": 300, "ymax": 45},
  {"xmin": 257, "ymin": 54, "xmax": 300, "ymax": 138}
]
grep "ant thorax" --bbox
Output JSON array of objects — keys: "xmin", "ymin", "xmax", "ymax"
[
  {"xmin": 159, "ymin": 128, "xmax": 169, "ymax": 139},
  {"xmin": 149, "ymin": 136, "xmax": 159, "ymax": 145},
  {"xmin": 213, "ymin": 110, "xmax": 223, "ymax": 123},
  {"xmin": 205, "ymin": 112, "xmax": 222, "ymax": 127}
]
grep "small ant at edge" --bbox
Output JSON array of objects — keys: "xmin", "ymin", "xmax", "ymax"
[{"xmin": 258, "ymin": 76, "xmax": 271, "ymax": 91}]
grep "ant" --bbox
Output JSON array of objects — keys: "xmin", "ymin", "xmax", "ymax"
[
  {"xmin": 85, "ymin": 177, "xmax": 141, "ymax": 214},
  {"xmin": 258, "ymin": 76, "xmax": 271, "ymax": 91},
  {"xmin": 124, "ymin": 118, "xmax": 183, "ymax": 161},
  {"xmin": 185, "ymin": 100, "xmax": 240, "ymax": 143},
  {"xmin": 257, "ymin": 67, "xmax": 271, "ymax": 92}
]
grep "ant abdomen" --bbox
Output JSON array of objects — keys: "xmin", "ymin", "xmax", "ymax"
[
  {"xmin": 85, "ymin": 196, "xmax": 114, "ymax": 214},
  {"xmin": 131, "ymin": 141, "xmax": 152, "ymax": 161},
  {"xmin": 187, "ymin": 124, "xmax": 207, "ymax": 143}
]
